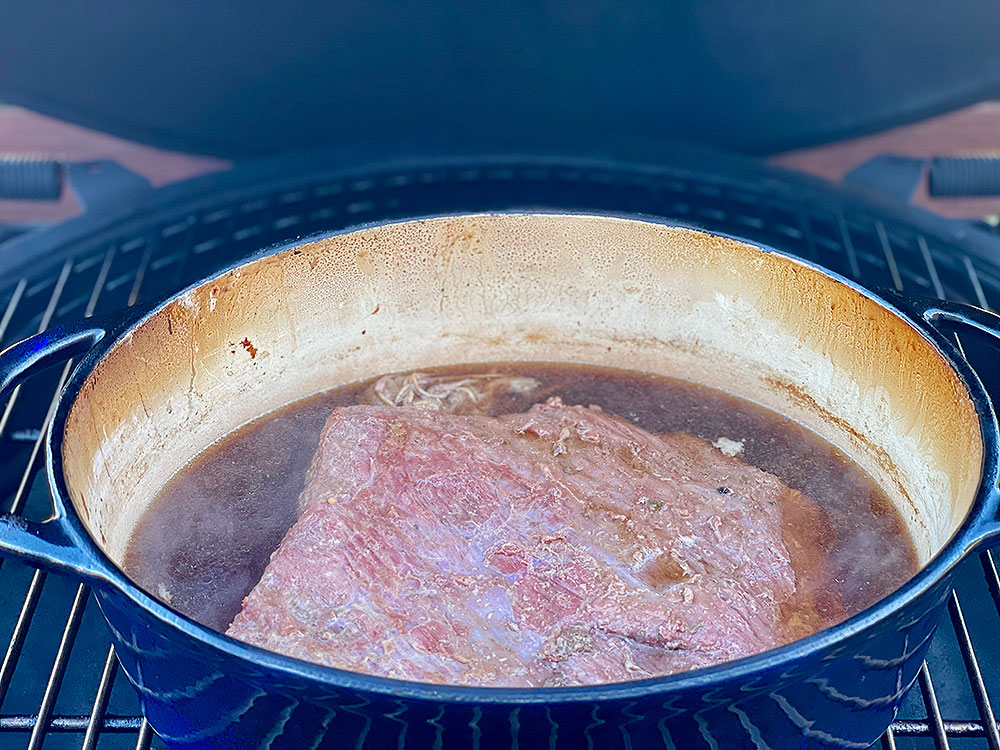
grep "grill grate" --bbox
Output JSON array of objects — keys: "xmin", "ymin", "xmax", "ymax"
[{"xmin": 1, "ymin": 152, "xmax": 1000, "ymax": 749}]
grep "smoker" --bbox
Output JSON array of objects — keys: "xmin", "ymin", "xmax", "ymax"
[{"xmin": 1, "ymin": 5, "xmax": 1000, "ymax": 749}]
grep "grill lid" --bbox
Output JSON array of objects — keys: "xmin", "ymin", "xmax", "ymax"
[{"xmin": 1, "ymin": 2, "xmax": 999, "ymax": 159}]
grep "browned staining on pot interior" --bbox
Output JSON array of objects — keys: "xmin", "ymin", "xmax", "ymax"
[
  {"xmin": 763, "ymin": 375, "xmax": 923, "ymax": 529},
  {"xmin": 441, "ymin": 227, "xmax": 481, "ymax": 265},
  {"xmin": 240, "ymin": 338, "xmax": 257, "ymax": 359},
  {"xmin": 166, "ymin": 301, "xmax": 188, "ymax": 336},
  {"xmin": 355, "ymin": 249, "xmax": 375, "ymax": 276}
]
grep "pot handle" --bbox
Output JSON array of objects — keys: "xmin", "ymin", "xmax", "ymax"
[
  {"xmin": 891, "ymin": 295, "xmax": 1000, "ymax": 548},
  {"xmin": 0, "ymin": 321, "xmax": 115, "ymax": 588},
  {"xmin": 0, "ymin": 322, "xmax": 106, "ymax": 395},
  {"xmin": 0, "ymin": 514, "xmax": 115, "ymax": 589},
  {"xmin": 902, "ymin": 297, "xmax": 1000, "ymax": 347}
]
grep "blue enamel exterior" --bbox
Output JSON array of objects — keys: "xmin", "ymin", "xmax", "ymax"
[
  {"xmin": 3, "ymin": 215, "xmax": 1000, "ymax": 749},
  {"xmin": 93, "ymin": 574, "xmax": 954, "ymax": 749}
]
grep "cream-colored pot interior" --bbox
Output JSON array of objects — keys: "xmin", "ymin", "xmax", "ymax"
[{"xmin": 61, "ymin": 214, "xmax": 983, "ymax": 569}]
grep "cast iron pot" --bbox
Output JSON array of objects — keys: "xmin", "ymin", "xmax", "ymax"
[{"xmin": 1, "ymin": 213, "xmax": 999, "ymax": 750}]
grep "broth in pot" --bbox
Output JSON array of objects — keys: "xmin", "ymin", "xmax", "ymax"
[{"xmin": 125, "ymin": 363, "xmax": 916, "ymax": 687}]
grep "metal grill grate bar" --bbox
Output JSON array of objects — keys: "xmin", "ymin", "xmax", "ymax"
[
  {"xmin": 964, "ymin": 255, "xmax": 990, "ymax": 309},
  {"xmin": 0, "ymin": 259, "xmax": 72, "ymax": 439},
  {"xmin": 7, "ymin": 357, "xmax": 76, "ymax": 517},
  {"xmin": 81, "ymin": 646, "xmax": 120, "ymax": 750},
  {"xmin": 796, "ymin": 209, "xmax": 818, "ymax": 261},
  {"xmin": 949, "ymin": 591, "xmax": 1000, "ymax": 750},
  {"xmin": 876, "ymin": 220, "xmax": 904, "ymax": 291},
  {"xmin": 836, "ymin": 211, "xmax": 863, "ymax": 279},
  {"xmin": 127, "ymin": 242, "xmax": 154, "ymax": 307},
  {"xmin": 983, "ymin": 550, "xmax": 1000, "ymax": 617},
  {"xmin": 0, "ymin": 715, "xmax": 144, "ymax": 731},
  {"xmin": 27, "ymin": 583, "xmax": 89, "ymax": 750},
  {"xmin": 0, "ymin": 278, "xmax": 27, "ymax": 342},
  {"xmin": 0, "ymin": 570, "xmax": 46, "ymax": 707},
  {"xmin": 892, "ymin": 719, "xmax": 996, "ymax": 738},
  {"xmin": 136, "ymin": 718, "xmax": 154, "ymax": 749},
  {"xmin": 84, "ymin": 245, "xmax": 117, "ymax": 316},
  {"xmin": 918, "ymin": 235, "xmax": 946, "ymax": 299},
  {"xmin": 918, "ymin": 663, "xmax": 952, "ymax": 749}
]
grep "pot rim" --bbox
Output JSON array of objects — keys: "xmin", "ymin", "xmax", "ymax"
[{"xmin": 45, "ymin": 210, "xmax": 1000, "ymax": 704}]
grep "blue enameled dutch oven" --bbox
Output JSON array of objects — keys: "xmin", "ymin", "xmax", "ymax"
[{"xmin": 1, "ymin": 214, "xmax": 999, "ymax": 749}]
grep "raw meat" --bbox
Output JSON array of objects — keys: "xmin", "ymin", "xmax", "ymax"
[{"xmin": 226, "ymin": 397, "xmax": 812, "ymax": 686}]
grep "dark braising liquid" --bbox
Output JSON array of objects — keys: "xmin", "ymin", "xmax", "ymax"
[{"xmin": 125, "ymin": 364, "xmax": 918, "ymax": 635}]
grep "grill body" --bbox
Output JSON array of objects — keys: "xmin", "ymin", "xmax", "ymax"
[{"xmin": 1, "ymin": 148, "xmax": 1000, "ymax": 748}]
